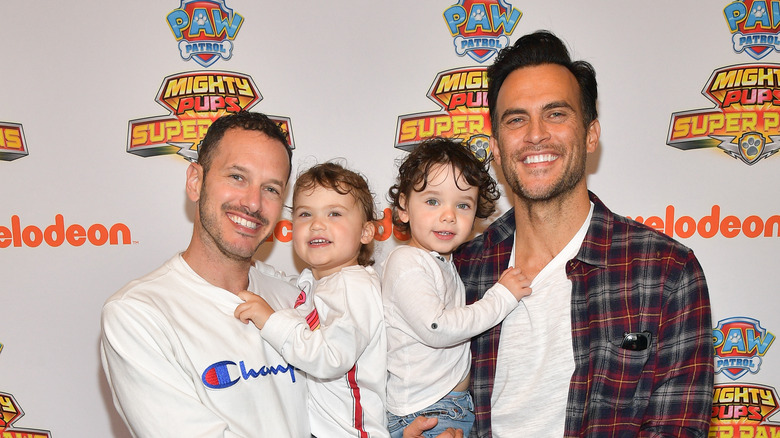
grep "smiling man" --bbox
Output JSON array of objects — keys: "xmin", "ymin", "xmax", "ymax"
[
  {"xmin": 100, "ymin": 112, "xmax": 309, "ymax": 437},
  {"xmin": 453, "ymin": 31, "xmax": 715, "ymax": 437}
]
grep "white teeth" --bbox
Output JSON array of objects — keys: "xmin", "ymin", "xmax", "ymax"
[
  {"xmin": 310, "ymin": 239, "xmax": 329, "ymax": 244},
  {"xmin": 228, "ymin": 214, "xmax": 257, "ymax": 230},
  {"xmin": 523, "ymin": 154, "xmax": 558, "ymax": 164}
]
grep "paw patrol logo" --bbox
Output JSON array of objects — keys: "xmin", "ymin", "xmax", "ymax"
[
  {"xmin": 395, "ymin": 67, "xmax": 492, "ymax": 161},
  {"xmin": 713, "ymin": 317, "xmax": 775, "ymax": 380},
  {"xmin": 711, "ymin": 384, "xmax": 780, "ymax": 436},
  {"xmin": 0, "ymin": 122, "xmax": 27, "ymax": 162},
  {"xmin": 0, "ymin": 391, "xmax": 52, "ymax": 437},
  {"xmin": 724, "ymin": 0, "xmax": 780, "ymax": 60},
  {"xmin": 167, "ymin": 0, "xmax": 244, "ymax": 68},
  {"xmin": 127, "ymin": 71, "xmax": 294, "ymax": 161},
  {"xmin": 443, "ymin": 0, "xmax": 522, "ymax": 63},
  {"xmin": 667, "ymin": 64, "xmax": 780, "ymax": 165}
]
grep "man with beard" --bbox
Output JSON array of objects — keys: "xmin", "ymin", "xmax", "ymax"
[
  {"xmin": 100, "ymin": 111, "xmax": 462, "ymax": 438},
  {"xmin": 100, "ymin": 111, "xmax": 309, "ymax": 437},
  {"xmin": 453, "ymin": 31, "xmax": 714, "ymax": 437}
]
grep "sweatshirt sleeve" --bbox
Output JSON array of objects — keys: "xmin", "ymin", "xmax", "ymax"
[
  {"xmin": 261, "ymin": 268, "xmax": 384, "ymax": 379},
  {"xmin": 101, "ymin": 300, "xmax": 247, "ymax": 438}
]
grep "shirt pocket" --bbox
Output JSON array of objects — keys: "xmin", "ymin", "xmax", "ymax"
[{"xmin": 588, "ymin": 339, "xmax": 653, "ymax": 408}]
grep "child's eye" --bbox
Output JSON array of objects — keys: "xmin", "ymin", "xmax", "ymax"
[
  {"xmin": 457, "ymin": 203, "xmax": 472, "ymax": 210},
  {"xmin": 298, "ymin": 211, "xmax": 311, "ymax": 218},
  {"xmin": 328, "ymin": 211, "xmax": 342, "ymax": 217},
  {"xmin": 425, "ymin": 199, "xmax": 439, "ymax": 206}
]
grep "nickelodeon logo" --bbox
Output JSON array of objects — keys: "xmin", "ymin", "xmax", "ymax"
[
  {"xmin": 1, "ymin": 215, "xmax": 132, "ymax": 248},
  {"xmin": 628, "ymin": 205, "xmax": 780, "ymax": 239}
]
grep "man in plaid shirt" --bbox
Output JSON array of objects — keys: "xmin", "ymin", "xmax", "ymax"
[{"xmin": 453, "ymin": 31, "xmax": 714, "ymax": 437}]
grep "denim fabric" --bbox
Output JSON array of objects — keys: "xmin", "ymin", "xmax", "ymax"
[{"xmin": 387, "ymin": 391, "xmax": 475, "ymax": 438}]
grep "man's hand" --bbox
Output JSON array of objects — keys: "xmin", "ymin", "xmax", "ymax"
[{"xmin": 402, "ymin": 416, "xmax": 464, "ymax": 438}]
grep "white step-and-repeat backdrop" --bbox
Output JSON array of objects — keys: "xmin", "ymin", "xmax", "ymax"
[{"xmin": 1, "ymin": 1, "xmax": 777, "ymax": 436}]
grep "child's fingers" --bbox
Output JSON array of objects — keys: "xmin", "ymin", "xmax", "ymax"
[
  {"xmin": 236, "ymin": 290, "xmax": 254, "ymax": 302},
  {"xmin": 234, "ymin": 303, "xmax": 250, "ymax": 322}
]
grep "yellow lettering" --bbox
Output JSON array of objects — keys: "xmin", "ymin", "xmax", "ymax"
[
  {"xmin": 711, "ymin": 69, "xmax": 740, "ymax": 92},
  {"xmin": 763, "ymin": 112, "xmax": 780, "ymax": 131}
]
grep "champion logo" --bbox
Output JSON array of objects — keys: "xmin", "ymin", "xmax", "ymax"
[{"xmin": 201, "ymin": 360, "xmax": 297, "ymax": 389}]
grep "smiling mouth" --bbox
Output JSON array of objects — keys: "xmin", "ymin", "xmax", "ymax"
[
  {"xmin": 435, "ymin": 231, "xmax": 455, "ymax": 238},
  {"xmin": 523, "ymin": 154, "xmax": 559, "ymax": 164},
  {"xmin": 309, "ymin": 238, "xmax": 332, "ymax": 245},
  {"xmin": 227, "ymin": 213, "xmax": 258, "ymax": 230}
]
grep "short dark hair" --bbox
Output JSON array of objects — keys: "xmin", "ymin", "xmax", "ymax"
[
  {"xmin": 197, "ymin": 111, "xmax": 292, "ymax": 177},
  {"xmin": 388, "ymin": 137, "xmax": 499, "ymax": 233},
  {"xmin": 294, "ymin": 162, "xmax": 377, "ymax": 267},
  {"xmin": 488, "ymin": 30, "xmax": 598, "ymax": 136}
]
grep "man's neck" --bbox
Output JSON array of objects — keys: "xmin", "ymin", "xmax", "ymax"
[
  {"xmin": 510, "ymin": 188, "xmax": 591, "ymax": 279},
  {"xmin": 181, "ymin": 245, "xmax": 252, "ymax": 294}
]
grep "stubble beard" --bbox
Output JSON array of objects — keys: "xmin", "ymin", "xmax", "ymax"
[
  {"xmin": 197, "ymin": 185, "xmax": 270, "ymax": 263},
  {"xmin": 500, "ymin": 141, "xmax": 587, "ymax": 204}
]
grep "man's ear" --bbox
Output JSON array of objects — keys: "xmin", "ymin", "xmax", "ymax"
[
  {"xmin": 586, "ymin": 119, "xmax": 601, "ymax": 154},
  {"xmin": 361, "ymin": 221, "xmax": 376, "ymax": 244},
  {"xmin": 490, "ymin": 136, "xmax": 502, "ymax": 166},
  {"xmin": 185, "ymin": 163, "xmax": 204, "ymax": 202}
]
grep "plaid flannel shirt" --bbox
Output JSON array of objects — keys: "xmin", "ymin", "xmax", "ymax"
[{"xmin": 453, "ymin": 192, "xmax": 714, "ymax": 437}]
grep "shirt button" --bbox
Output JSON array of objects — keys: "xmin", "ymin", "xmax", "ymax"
[{"xmin": 431, "ymin": 323, "xmax": 438, "ymax": 329}]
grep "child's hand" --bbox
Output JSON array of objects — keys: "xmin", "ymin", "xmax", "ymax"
[
  {"xmin": 497, "ymin": 267, "xmax": 532, "ymax": 301},
  {"xmin": 234, "ymin": 291, "xmax": 275, "ymax": 330}
]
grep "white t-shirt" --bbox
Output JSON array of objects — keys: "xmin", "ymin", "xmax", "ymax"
[
  {"xmin": 100, "ymin": 254, "xmax": 309, "ymax": 438},
  {"xmin": 490, "ymin": 203, "xmax": 593, "ymax": 437},
  {"xmin": 382, "ymin": 245, "xmax": 518, "ymax": 416},
  {"xmin": 261, "ymin": 265, "xmax": 388, "ymax": 438}
]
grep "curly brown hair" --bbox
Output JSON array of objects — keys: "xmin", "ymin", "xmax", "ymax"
[
  {"xmin": 388, "ymin": 138, "xmax": 499, "ymax": 234},
  {"xmin": 294, "ymin": 162, "xmax": 377, "ymax": 266}
]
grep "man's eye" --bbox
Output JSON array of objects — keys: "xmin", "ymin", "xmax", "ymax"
[
  {"xmin": 265, "ymin": 186, "xmax": 280, "ymax": 195},
  {"xmin": 504, "ymin": 117, "xmax": 524, "ymax": 127}
]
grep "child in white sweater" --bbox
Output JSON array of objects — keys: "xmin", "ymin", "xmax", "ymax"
[
  {"xmin": 235, "ymin": 162, "xmax": 388, "ymax": 437},
  {"xmin": 382, "ymin": 138, "xmax": 531, "ymax": 438}
]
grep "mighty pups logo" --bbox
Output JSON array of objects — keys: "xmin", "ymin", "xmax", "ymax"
[
  {"xmin": 167, "ymin": 0, "xmax": 244, "ymax": 68},
  {"xmin": 395, "ymin": 67, "xmax": 492, "ymax": 161},
  {"xmin": 711, "ymin": 384, "xmax": 780, "ymax": 436},
  {"xmin": 667, "ymin": 64, "xmax": 780, "ymax": 165},
  {"xmin": 0, "ymin": 122, "xmax": 27, "ymax": 162},
  {"xmin": 0, "ymin": 391, "xmax": 51, "ymax": 437},
  {"xmin": 127, "ymin": 71, "xmax": 294, "ymax": 160},
  {"xmin": 724, "ymin": 0, "xmax": 780, "ymax": 59},
  {"xmin": 443, "ymin": 0, "xmax": 522, "ymax": 63},
  {"xmin": 713, "ymin": 317, "xmax": 775, "ymax": 380}
]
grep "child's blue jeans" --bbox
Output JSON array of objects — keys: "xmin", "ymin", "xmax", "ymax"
[{"xmin": 387, "ymin": 390, "xmax": 475, "ymax": 438}]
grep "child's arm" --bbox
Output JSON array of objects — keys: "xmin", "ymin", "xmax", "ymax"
[
  {"xmin": 497, "ymin": 266, "xmax": 532, "ymax": 301},
  {"xmin": 383, "ymin": 247, "xmax": 526, "ymax": 349},
  {"xmin": 246, "ymin": 269, "xmax": 384, "ymax": 380},
  {"xmin": 235, "ymin": 291, "xmax": 275, "ymax": 330}
]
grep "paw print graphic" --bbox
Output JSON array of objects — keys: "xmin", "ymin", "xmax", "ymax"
[
  {"xmin": 754, "ymin": 4, "xmax": 766, "ymax": 18},
  {"xmin": 729, "ymin": 332, "xmax": 743, "ymax": 345},
  {"xmin": 466, "ymin": 134, "xmax": 491, "ymax": 163},
  {"xmin": 195, "ymin": 12, "xmax": 208, "ymax": 26},
  {"xmin": 742, "ymin": 136, "xmax": 760, "ymax": 156},
  {"xmin": 471, "ymin": 9, "xmax": 485, "ymax": 22}
]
